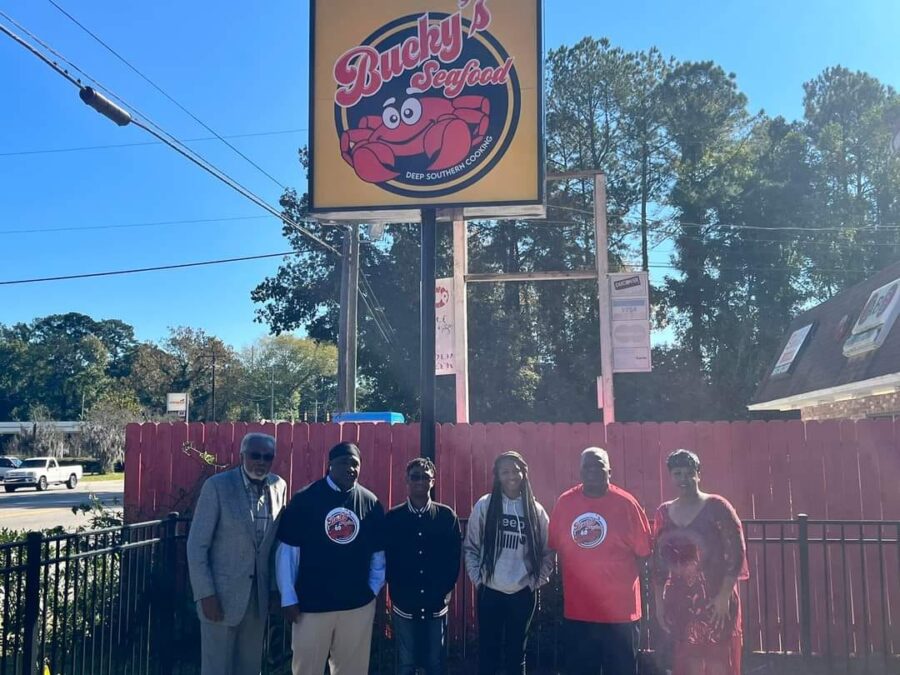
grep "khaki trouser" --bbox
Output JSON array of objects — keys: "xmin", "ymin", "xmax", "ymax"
[{"xmin": 291, "ymin": 599, "xmax": 376, "ymax": 675}]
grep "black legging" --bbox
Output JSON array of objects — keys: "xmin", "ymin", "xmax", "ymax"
[{"xmin": 476, "ymin": 586, "xmax": 537, "ymax": 674}]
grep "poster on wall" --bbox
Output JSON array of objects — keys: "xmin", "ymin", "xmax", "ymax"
[{"xmin": 309, "ymin": 0, "xmax": 544, "ymax": 215}]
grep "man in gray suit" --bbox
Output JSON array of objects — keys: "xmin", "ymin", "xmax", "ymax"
[{"xmin": 187, "ymin": 432, "xmax": 288, "ymax": 675}]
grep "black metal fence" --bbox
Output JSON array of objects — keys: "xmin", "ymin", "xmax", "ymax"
[
  {"xmin": 742, "ymin": 517, "xmax": 900, "ymax": 674},
  {"xmin": 1, "ymin": 516, "xmax": 898, "ymax": 675},
  {"xmin": 0, "ymin": 515, "xmax": 194, "ymax": 675}
]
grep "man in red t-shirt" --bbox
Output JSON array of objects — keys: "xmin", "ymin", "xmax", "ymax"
[{"xmin": 549, "ymin": 447, "xmax": 652, "ymax": 674}]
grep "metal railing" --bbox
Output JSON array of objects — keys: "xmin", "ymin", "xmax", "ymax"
[
  {"xmin": 0, "ymin": 515, "xmax": 192, "ymax": 675},
  {"xmin": 742, "ymin": 516, "xmax": 900, "ymax": 674},
  {"xmin": 1, "ymin": 515, "xmax": 898, "ymax": 674}
]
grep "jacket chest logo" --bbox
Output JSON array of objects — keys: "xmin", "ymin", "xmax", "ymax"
[{"xmin": 325, "ymin": 507, "xmax": 360, "ymax": 544}]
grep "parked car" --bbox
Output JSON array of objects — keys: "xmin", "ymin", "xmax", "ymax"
[
  {"xmin": 0, "ymin": 456, "xmax": 22, "ymax": 482},
  {"xmin": 3, "ymin": 457, "xmax": 83, "ymax": 492}
]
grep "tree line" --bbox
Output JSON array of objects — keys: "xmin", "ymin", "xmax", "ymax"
[
  {"xmin": 252, "ymin": 38, "xmax": 900, "ymax": 422},
  {"xmin": 0, "ymin": 312, "xmax": 339, "ymax": 457}
]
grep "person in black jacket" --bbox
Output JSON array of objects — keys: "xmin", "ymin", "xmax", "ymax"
[
  {"xmin": 275, "ymin": 442, "xmax": 385, "ymax": 675},
  {"xmin": 385, "ymin": 457, "xmax": 462, "ymax": 675}
]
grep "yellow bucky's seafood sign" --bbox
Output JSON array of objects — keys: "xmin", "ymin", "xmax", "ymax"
[{"xmin": 309, "ymin": 0, "xmax": 544, "ymax": 213}]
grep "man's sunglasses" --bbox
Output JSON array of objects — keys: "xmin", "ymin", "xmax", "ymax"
[
  {"xmin": 408, "ymin": 472, "xmax": 434, "ymax": 482},
  {"xmin": 247, "ymin": 451, "xmax": 275, "ymax": 462}
]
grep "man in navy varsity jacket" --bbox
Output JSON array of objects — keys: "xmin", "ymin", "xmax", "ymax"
[
  {"xmin": 275, "ymin": 442, "xmax": 385, "ymax": 675},
  {"xmin": 384, "ymin": 457, "xmax": 462, "ymax": 675}
]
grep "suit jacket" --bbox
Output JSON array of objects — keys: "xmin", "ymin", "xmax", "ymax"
[{"xmin": 187, "ymin": 467, "xmax": 288, "ymax": 626}]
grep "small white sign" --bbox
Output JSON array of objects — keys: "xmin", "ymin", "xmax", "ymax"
[
  {"xmin": 612, "ymin": 320, "xmax": 651, "ymax": 372},
  {"xmin": 852, "ymin": 279, "xmax": 900, "ymax": 335},
  {"xmin": 611, "ymin": 297, "xmax": 649, "ymax": 322},
  {"xmin": 608, "ymin": 272, "xmax": 651, "ymax": 372},
  {"xmin": 772, "ymin": 324, "xmax": 813, "ymax": 377},
  {"xmin": 166, "ymin": 393, "xmax": 188, "ymax": 416},
  {"xmin": 436, "ymin": 278, "xmax": 455, "ymax": 375},
  {"xmin": 614, "ymin": 347, "xmax": 652, "ymax": 372},
  {"xmin": 609, "ymin": 272, "xmax": 649, "ymax": 321},
  {"xmin": 610, "ymin": 272, "xmax": 647, "ymax": 297}
]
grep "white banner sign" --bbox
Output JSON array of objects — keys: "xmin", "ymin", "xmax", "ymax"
[
  {"xmin": 166, "ymin": 393, "xmax": 188, "ymax": 416},
  {"xmin": 608, "ymin": 272, "xmax": 651, "ymax": 372},
  {"xmin": 436, "ymin": 278, "xmax": 455, "ymax": 375}
]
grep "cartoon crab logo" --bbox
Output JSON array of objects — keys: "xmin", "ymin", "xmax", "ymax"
[
  {"xmin": 324, "ymin": 507, "xmax": 360, "ymax": 544},
  {"xmin": 341, "ymin": 93, "xmax": 490, "ymax": 184},
  {"xmin": 331, "ymin": 8, "xmax": 520, "ymax": 199},
  {"xmin": 571, "ymin": 512, "xmax": 607, "ymax": 549},
  {"xmin": 435, "ymin": 285, "xmax": 451, "ymax": 309}
]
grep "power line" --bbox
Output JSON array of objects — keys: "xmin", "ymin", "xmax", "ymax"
[
  {"xmin": 46, "ymin": 0, "xmax": 287, "ymax": 189},
  {"xmin": 1, "ymin": 15, "xmax": 402, "ymax": 361},
  {"xmin": 0, "ymin": 250, "xmax": 297, "ymax": 285},
  {"xmin": 0, "ymin": 14, "xmax": 80, "ymax": 86},
  {"xmin": 0, "ymin": 13, "xmax": 340, "ymax": 258},
  {"xmin": 130, "ymin": 116, "xmax": 340, "ymax": 254},
  {"xmin": 2, "ymin": 15, "xmax": 391, "ymax": 346},
  {"xmin": 633, "ymin": 262, "xmax": 880, "ymax": 275},
  {"xmin": 0, "ymin": 214, "xmax": 272, "ymax": 236},
  {"xmin": 655, "ymin": 228, "xmax": 900, "ymax": 248},
  {"xmin": 671, "ymin": 221, "xmax": 900, "ymax": 233},
  {"xmin": 0, "ymin": 128, "xmax": 307, "ymax": 157},
  {"xmin": 358, "ymin": 270, "xmax": 395, "ymax": 343}
]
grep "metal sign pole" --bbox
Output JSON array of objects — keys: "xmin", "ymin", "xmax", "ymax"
[
  {"xmin": 420, "ymin": 208, "xmax": 437, "ymax": 461},
  {"xmin": 594, "ymin": 173, "xmax": 616, "ymax": 424},
  {"xmin": 452, "ymin": 217, "xmax": 470, "ymax": 423}
]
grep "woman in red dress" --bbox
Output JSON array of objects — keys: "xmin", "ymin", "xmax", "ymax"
[{"xmin": 652, "ymin": 450, "xmax": 749, "ymax": 675}]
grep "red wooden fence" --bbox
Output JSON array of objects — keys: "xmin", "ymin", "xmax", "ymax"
[{"xmin": 124, "ymin": 419, "xmax": 900, "ymax": 658}]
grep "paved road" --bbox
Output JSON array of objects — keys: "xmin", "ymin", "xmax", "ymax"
[{"xmin": 0, "ymin": 479, "xmax": 123, "ymax": 532}]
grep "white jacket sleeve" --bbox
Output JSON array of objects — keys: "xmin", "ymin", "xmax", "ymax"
[
  {"xmin": 463, "ymin": 496, "xmax": 487, "ymax": 587},
  {"xmin": 276, "ymin": 542, "xmax": 300, "ymax": 607}
]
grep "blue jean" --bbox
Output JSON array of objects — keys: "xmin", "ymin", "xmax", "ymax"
[{"xmin": 393, "ymin": 613, "xmax": 447, "ymax": 675}]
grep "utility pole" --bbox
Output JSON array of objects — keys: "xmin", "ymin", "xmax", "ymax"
[
  {"xmin": 337, "ymin": 224, "xmax": 360, "ymax": 412},
  {"xmin": 198, "ymin": 345, "xmax": 225, "ymax": 422},
  {"xmin": 270, "ymin": 364, "xmax": 276, "ymax": 420},
  {"xmin": 210, "ymin": 350, "xmax": 217, "ymax": 422}
]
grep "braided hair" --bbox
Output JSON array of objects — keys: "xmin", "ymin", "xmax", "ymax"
[{"xmin": 480, "ymin": 451, "xmax": 545, "ymax": 585}]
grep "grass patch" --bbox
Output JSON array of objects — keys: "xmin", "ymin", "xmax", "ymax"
[{"xmin": 82, "ymin": 472, "xmax": 124, "ymax": 483}]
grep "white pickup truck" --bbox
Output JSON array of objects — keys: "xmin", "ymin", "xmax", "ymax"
[{"xmin": 3, "ymin": 457, "xmax": 83, "ymax": 492}]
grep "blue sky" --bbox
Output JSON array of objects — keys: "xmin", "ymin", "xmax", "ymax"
[{"xmin": 1, "ymin": 0, "xmax": 898, "ymax": 349}]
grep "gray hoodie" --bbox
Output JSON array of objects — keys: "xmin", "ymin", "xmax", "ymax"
[{"xmin": 464, "ymin": 493, "xmax": 554, "ymax": 594}]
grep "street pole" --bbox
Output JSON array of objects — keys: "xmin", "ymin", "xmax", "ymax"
[
  {"xmin": 270, "ymin": 364, "xmax": 276, "ymax": 420},
  {"xmin": 210, "ymin": 350, "xmax": 217, "ymax": 423},
  {"xmin": 420, "ymin": 208, "xmax": 437, "ymax": 462},
  {"xmin": 594, "ymin": 173, "xmax": 616, "ymax": 424},
  {"xmin": 452, "ymin": 217, "xmax": 470, "ymax": 423},
  {"xmin": 337, "ymin": 224, "xmax": 360, "ymax": 412}
]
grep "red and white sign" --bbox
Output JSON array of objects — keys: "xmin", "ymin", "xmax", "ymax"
[{"xmin": 436, "ymin": 277, "xmax": 455, "ymax": 375}]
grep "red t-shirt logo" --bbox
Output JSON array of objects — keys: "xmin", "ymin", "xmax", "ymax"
[{"xmin": 571, "ymin": 512, "xmax": 607, "ymax": 549}]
